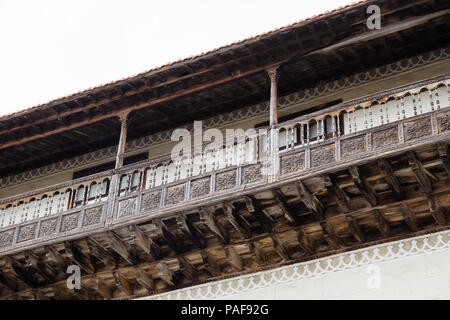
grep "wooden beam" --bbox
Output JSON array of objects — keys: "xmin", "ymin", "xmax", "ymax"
[
  {"xmin": 10, "ymin": 293, "xmax": 24, "ymax": 300},
  {"xmin": 273, "ymin": 189, "xmax": 298, "ymax": 224},
  {"xmin": 3, "ymin": 256, "xmax": 35, "ymax": 288},
  {"xmin": 177, "ymin": 256, "xmax": 197, "ymax": 281},
  {"xmin": 0, "ymin": 273, "xmax": 18, "ymax": 291},
  {"xmin": 71, "ymin": 286, "xmax": 93, "ymax": 300},
  {"xmin": 129, "ymin": 225, "xmax": 161, "ymax": 260},
  {"xmin": 296, "ymin": 228, "xmax": 314, "ymax": 255},
  {"xmin": 86, "ymin": 238, "xmax": 116, "ymax": 269},
  {"xmin": 428, "ymin": 196, "xmax": 447, "ymax": 226},
  {"xmin": 135, "ymin": 267, "xmax": 154, "ymax": 292},
  {"xmin": 92, "ymin": 275, "xmax": 113, "ymax": 299},
  {"xmin": 33, "ymin": 289, "xmax": 50, "ymax": 300},
  {"xmin": 304, "ymin": 10, "xmax": 450, "ymax": 57},
  {"xmin": 437, "ymin": 143, "xmax": 450, "ymax": 178},
  {"xmin": 244, "ymin": 196, "xmax": 273, "ymax": 233},
  {"xmin": 248, "ymin": 241, "xmax": 267, "ymax": 264},
  {"xmin": 320, "ymin": 222, "xmax": 341, "ymax": 249},
  {"xmin": 157, "ymin": 262, "xmax": 175, "ymax": 286},
  {"xmin": 45, "ymin": 245, "xmax": 69, "ymax": 270},
  {"xmin": 296, "ymin": 181, "xmax": 324, "ymax": 219},
  {"xmin": 52, "ymin": 285, "xmax": 75, "ymax": 300},
  {"xmin": 24, "ymin": 250, "xmax": 57, "ymax": 283},
  {"xmin": 349, "ymin": 166, "xmax": 377, "ymax": 206},
  {"xmin": 113, "ymin": 271, "xmax": 133, "ymax": 296},
  {"xmin": 106, "ymin": 231, "xmax": 136, "ymax": 265},
  {"xmin": 377, "ymin": 159, "xmax": 402, "ymax": 198},
  {"xmin": 115, "ymin": 112, "xmax": 129, "ymax": 169},
  {"xmin": 154, "ymin": 219, "xmax": 183, "ymax": 254},
  {"xmin": 200, "ymin": 251, "xmax": 221, "ymax": 276},
  {"xmin": 176, "ymin": 215, "xmax": 206, "ymax": 249},
  {"xmin": 64, "ymin": 242, "xmax": 95, "ymax": 274},
  {"xmin": 226, "ymin": 247, "xmax": 243, "ymax": 271},
  {"xmin": 0, "ymin": 57, "xmax": 293, "ymax": 151},
  {"xmin": 407, "ymin": 151, "xmax": 432, "ymax": 195},
  {"xmin": 267, "ymin": 66, "xmax": 279, "ymax": 126},
  {"xmin": 400, "ymin": 203, "xmax": 418, "ymax": 232},
  {"xmin": 347, "ymin": 216, "xmax": 365, "ymax": 243},
  {"xmin": 324, "ymin": 175, "xmax": 351, "ymax": 212},
  {"xmin": 199, "ymin": 207, "xmax": 229, "ymax": 244},
  {"xmin": 271, "ymin": 235, "xmax": 290, "ymax": 260},
  {"xmin": 373, "ymin": 209, "xmax": 391, "ymax": 236},
  {"xmin": 223, "ymin": 201, "xmax": 251, "ymax": 238}
]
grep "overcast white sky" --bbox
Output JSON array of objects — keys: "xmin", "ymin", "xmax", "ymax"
[{"xmin": 0, "ymin": 0, "xmax": 357, "ymax": 116}]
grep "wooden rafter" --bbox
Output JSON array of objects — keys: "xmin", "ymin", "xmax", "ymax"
[
  {"xmin": 350, "ymin": 166, "xmax": 377, "ymax": 206},
  {"xmin": 223, "ymin": 201, "xmax": 252, "ymax": 239},
  {"xmin": 176, "ymin": 215, "xmax": 206, "ymax": 249},
  {"xmin": 199, "ymin": 206, "xmax": 229, "ymax": 244},
  {"xmin": 324, "ymin": 174, "xmax": 351, "ymax": 212},
  {"xmin": 296, "ymin": 181, "xmax": 324, "ymax": 219},
  {"xmin": 400, "ymin": 203, "xmax": 418, "ymax": 232},
  {"xmin": 129, "ymin": 225, "xmax": 161, "ymax": 260},
  {"xmin": 407, "ymin": 151, "xmax": 433, "ymax": 195},
  {"xmin": 377, "ymin": 159, "xmax": 402, "ymax": 197}
]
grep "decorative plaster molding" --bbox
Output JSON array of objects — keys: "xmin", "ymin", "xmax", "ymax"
[
  {"xmin": 143, "ymin": 229, "xmax": 450, "ymax": 300},
  {"xmin": 1, "ymin": 47, "xmax": 449, "ymax": 190}
]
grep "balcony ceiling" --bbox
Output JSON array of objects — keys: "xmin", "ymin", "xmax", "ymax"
[{"xmin": 0, "ymin": 0, "xmax": 449, "ymax": 177}]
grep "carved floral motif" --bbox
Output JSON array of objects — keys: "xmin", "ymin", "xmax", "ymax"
[
  {"xmin": 39, "ymin": 218, "xmax": 58, "ymax": 237},
  {"xmin": 190, "ymin": 177, "xmax": 211, "ymax": 199},
  {"xmin": 141, "ymin": 190, "xmax": 162, "ymax": 211},
  {"xmin": 341, "ymin": 136, "xmax": 366, "ymax": 159},
  {"xmin": 18, "ymin": 223, "xmax": 37, "ymax": 242},
  {"xmin": 165, "ymin": 184, "xmax": 185, "ymax": 205},
  {"xmin": 438, "ymin": 113, "xmax": 450, "ymax": 133},
  {"xmin": 404, "ymin": 118, "xmax": 432, "ymax": 141},
  {"xmin": 311, "ymin": 145, "xmax": 335, "ymax": 168},
  {"xmin": 372, "ymin": 127, "xmax": 399, "ymax": 150},
  {"xmin": 0, "ymin": 230, "xmax": 14, "ymax": 247},
  {"xmin": 83, "ymin": 206, "xmax": 103, "ymax": 226},
  {"xmin": 118, "ymin": 198, "xmax": 137, "ymax": 218},
  {"xmin": 242, "ymin": 164, "xmax": 263, "ymax": 184},
  {"xmin": 215, "ymin": 170, "xmax": 237, "ymax": 191},
  {"xmin": 60, "ymin": 213, "xmax": 80, "ymax": 232},
  {"xmin": 280, "ymin": 152, "xmax": 305, "ymax": 175}
]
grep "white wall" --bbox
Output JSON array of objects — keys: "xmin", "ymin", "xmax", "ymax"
[{"xmin": 223, "ymin": 250, "xmax": 450, "ymax": 300}]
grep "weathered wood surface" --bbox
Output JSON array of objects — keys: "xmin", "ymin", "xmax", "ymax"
[{"xmin": 1, "ymin": 137, "xmax": 450, "ymax": 299}]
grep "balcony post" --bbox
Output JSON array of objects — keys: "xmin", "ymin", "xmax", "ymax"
[
  {"xmin": 267, "ymin": 66, "xmax": 280, "ymax": 181},
  {"xmin": 105, "ymin": 111, "xmax": 130, "ymax": 225},
  {"xmin": 267, "ymin": 66, "xmax": 279, "ymax": 127},
  {"xmin": 115, "ymin": 112, "xmax": 130, "ymax": 169}
]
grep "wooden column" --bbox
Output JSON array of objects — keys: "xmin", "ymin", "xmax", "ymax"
[
  {"xmin": 267, "ymin": 65, "xmax": 280, "ymax": 181},
  {"xmin": 115, "ymin": 112, "xmax": 130, "ymax": 169},
  {"xmin": 267, "ymin": 66, "xmax": 279, "ymax": 127}
]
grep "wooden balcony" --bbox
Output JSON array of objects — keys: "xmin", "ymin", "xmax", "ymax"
[{"xmin": 0, "ymin": 75, "xmax": 449, "ymax": 299}]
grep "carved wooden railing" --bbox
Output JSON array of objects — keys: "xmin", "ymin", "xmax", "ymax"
[
  {"xmin": 0, "ymin": 171, "xmax": 113, "ymax": 249},
  {"xmin": 0, "ymin": 75, "xmax": 449, "ymax": 253},
  {"xmin": 275, "ymin": 75, "xmax": 450, "ymax": 177},
  {"xmin": 275, "ymin": 75, "xmax": 449, "ymax": 149},
  {"xmin": 111, "ymin": 131, "xmax": 266, "ymax": 222}
]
